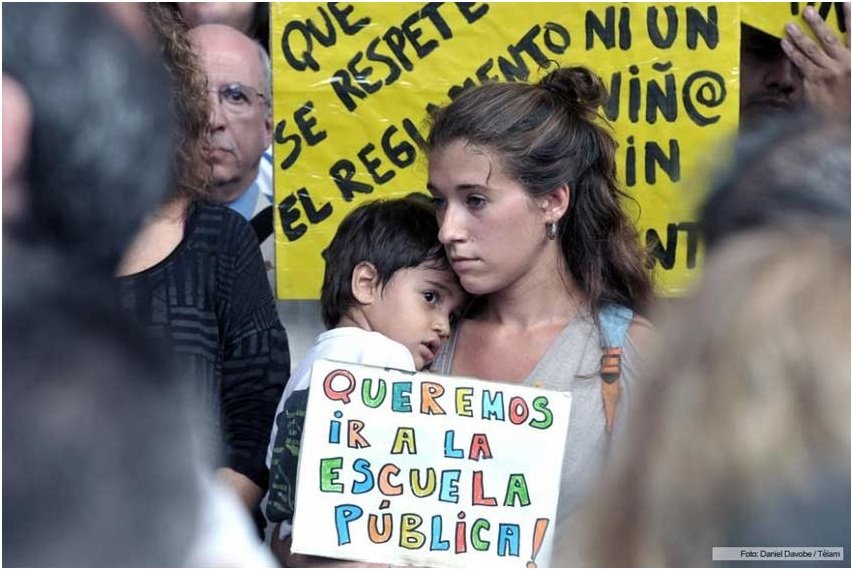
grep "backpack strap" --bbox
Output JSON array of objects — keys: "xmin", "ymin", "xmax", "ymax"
[{"xmin": 599, "ymin": 304, "xmax": 633, "ymax": 434}]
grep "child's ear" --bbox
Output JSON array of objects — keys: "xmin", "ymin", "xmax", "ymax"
[{"xmin": 351, "ymin": 261, "xmax": 380, "ymax": 305}]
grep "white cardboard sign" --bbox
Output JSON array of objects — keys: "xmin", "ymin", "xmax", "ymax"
[{"xmin": 291, "ymin": 359, "xmax": 572, "ymax": 567}]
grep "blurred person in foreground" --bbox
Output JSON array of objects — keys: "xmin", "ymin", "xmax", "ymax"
[
  {"xmin": 2, "ymin": 4, "xmax": 172, "ymax": 270},
  {"xmin": 3, "ymin": 3, "xmax": 273, "ymax": 566},
  {"xmin": 555, "ymin": 116, "xmax": 850, "ymax": 566}
]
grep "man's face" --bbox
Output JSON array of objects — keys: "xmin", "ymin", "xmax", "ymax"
[
  {"xmin": 192, "ymin": 26, "xmax": 271, "ymax": 202},
  {"xmin": 740, "ymin": 24, "xmax": 804, "ymax": 128}
]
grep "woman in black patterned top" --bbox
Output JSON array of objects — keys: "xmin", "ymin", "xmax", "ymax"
[{"xmin": 117, "ymin": 4, "xmax": 289, "ymax": 517}]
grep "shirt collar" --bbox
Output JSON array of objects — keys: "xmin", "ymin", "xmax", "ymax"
[{"xmin": 225, "ymin": 181, "xmax": 260, "ymax": 220}]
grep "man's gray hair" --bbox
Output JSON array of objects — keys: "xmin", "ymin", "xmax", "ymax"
[{"xmin": 256, "ymin": 42, "xmax": 271, "ymax": 117}]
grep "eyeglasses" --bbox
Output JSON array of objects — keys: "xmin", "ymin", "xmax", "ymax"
[{"xmin": 209, "ymin": 83, "xmax": 267, "ymax": 115}]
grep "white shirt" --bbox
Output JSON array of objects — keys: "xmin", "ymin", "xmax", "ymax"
[
  {"xmin": 265, "ymin": 327, "xmax": 416, "ymax": 539},
  {"xmin": 225, "ymin": 149, "xmax": 276, "ymax": 294}
]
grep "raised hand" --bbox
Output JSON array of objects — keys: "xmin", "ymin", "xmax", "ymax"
[{"xmin": 781, "ymin": 3, "xmax": 851, "ymax": 117}]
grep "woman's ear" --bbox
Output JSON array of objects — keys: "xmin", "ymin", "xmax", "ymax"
[
  {"xmin": 537, "ymin": 184, "xmax": 570, "ymax": 223},
  {"xmin": 351, "ymin": 261, "xmax": 380, "ymax": 305},
  {"xmin": 547, "ymin": 183, "xmax": 570, "ymax": 221}
]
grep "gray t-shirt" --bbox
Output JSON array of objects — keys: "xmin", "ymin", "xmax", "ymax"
[{"xmin": 431, "ymin": 308, "xmax": 643, "ymax": 531}]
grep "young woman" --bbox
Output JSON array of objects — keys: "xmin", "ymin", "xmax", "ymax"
[{"xmin": 426, "ymin": 65, "xmax": 654, "ymax": 539}]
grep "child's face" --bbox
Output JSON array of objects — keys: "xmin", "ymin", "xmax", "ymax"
[{"xmin": 367, "ymin": 263, "xmax": 466, "ymax": 370}]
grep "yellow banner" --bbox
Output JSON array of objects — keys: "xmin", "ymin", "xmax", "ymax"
[
  {"xmin": 271, "ymin": 3, "xmax": 740, "ymax": 299},
  {"xmin": 741, "ymin": 2, "xmax": 846, "ymax": 40}
]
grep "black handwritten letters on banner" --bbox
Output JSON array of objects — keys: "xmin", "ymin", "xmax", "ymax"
[{"xmin": 271, "ymin": 3, "xmax": 739, "ymax": 299}]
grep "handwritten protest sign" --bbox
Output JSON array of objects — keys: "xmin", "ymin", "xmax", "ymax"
[
  {"xmin": 271, "ymin": 3, "xmax": 740, "ymax": 299},
  {"xmin": 290, "ymin": 359, "xmax": 572, "ymax": 567},
  {"xmin": 741, "ymin": 2, "xmax": 846, "ymax": 41}
]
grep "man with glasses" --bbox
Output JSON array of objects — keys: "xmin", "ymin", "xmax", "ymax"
[
  {"xmin": 189, "ymin": 24, "xmax": 281, "ymax": 540},
  {"xmin": 190, "ymin": 24, "xmax": 276, "ymax": 290}
]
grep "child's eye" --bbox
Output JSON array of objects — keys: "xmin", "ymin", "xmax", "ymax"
[
  {"xmin": 466, "ymin": 195, "xmax": 487, "ymax": 210},
  {"xmin": 423, "ymin": 291, "xmax": 440, "ymax": 305},
  {"xmin": 429, "ymin": 196, "xmax": 446, "ymax": 210}
]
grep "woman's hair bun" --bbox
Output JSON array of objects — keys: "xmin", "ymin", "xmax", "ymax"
[{"xmin": 537, "ymin": 66, "xmax": 608, "ymax": 113}]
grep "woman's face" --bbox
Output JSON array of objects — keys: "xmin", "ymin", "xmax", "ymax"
[{"xmin": 427, "ymin": 139, "xmax": 550, "ymax": 296}]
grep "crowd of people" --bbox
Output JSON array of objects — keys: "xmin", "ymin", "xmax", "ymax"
[{"xmin": 3, "ymin": 2, "xmax": 849, "ymax": 568}]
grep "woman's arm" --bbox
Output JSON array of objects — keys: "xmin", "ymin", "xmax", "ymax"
[{"xmin": 219, "ymin": 212, "xmax": 290, "ymax": 509}]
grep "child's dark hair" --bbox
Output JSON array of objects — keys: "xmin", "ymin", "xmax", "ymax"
[{"xmin": 321, "ymin": 195, "xmax": 451, "ymax": 328}]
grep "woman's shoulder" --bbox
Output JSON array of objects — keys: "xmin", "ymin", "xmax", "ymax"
[
  {"xmin": 190, "ymin": 201, "xmax": 259, "ymax": 252},
  {"xmin": 191, "ymin": 201, "xmax": 248, "ymax": 230}
]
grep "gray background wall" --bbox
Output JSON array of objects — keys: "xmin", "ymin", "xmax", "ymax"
[{"xmin": 275, "ymin": 300, "xmax": 325, "ymax": 374}]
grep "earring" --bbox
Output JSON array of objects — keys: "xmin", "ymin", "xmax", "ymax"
[{"xmin": 547, "ymin": 221, "xmax": 558, "ymax": 240}]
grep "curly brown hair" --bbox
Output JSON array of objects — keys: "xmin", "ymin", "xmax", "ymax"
[{"xmin": 144, "ymin": 3, "xmax": 212, "ymax": 202}]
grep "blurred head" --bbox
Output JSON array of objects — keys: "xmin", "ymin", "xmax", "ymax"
[
  {"xmin": 426, "ymin": 66, "xmax": 652, "ymax": 316},
  {"xmin": 2, "ymin": 3, "xmax": 174, "ymax": 272},
  {"xmin": 101, "ymin": 3, "xmax": 158, "ymax": 48},
  {"xmin": 739, "ymin": 24, "xmax": 804, "ymax": 129},
  {"xmin": 145, "ymin": 3, "xmax": 213, "ymax": 203},
  {"xmin": 189, "ymin": 24, "xmax": 272, "ymax": 203},
  {"xmin": 702, "ymin": 114, "xmax": 850, "ymax": 251},
  {"xmin": 569, "ymin": 231, "xmax": 850, "ymax": 566},
  {"xmin": 321, "ymin": 196, "xmax": 466, "ymax": 369},
  {"xmin": 178, "ymin": 2, "xmax": 259, "ymax": 35}
]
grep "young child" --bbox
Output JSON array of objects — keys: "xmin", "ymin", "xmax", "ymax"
[{"xmin": 265, "ymin": 196, "xmax": 466, "ymax": 564}]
